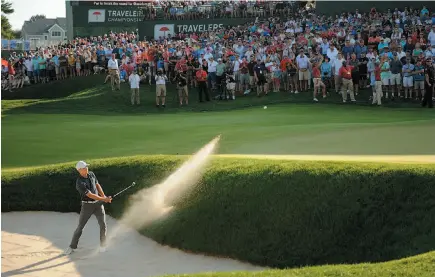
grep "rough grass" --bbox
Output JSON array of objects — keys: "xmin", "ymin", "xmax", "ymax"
[
  {"xmin": 2, "ymin": 74, "xmax": 429, "ymax": 116},
  {"xmin": 2, "ymin": 156, "xmax": 435, "ymax": 269}
]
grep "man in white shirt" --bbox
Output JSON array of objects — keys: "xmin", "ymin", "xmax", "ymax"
[
  {"xmin": 232, "ymin": 55, "xmax": 242, "ymax": 92},
  {"xmin": 107, "ymin": 54, "xmax": 120, "ymax": 90},
  {"xmin": 24, "ymin": 57, "xmax": 33, "ymax": 81},
  {"xmin": 397, "ymin": 46, "xmax": 406, "ymax": 60},
  {"xmin": 296, "ymin": 49, "xmax": 310, "ymax": 92},
  {"xmin": 207, "ymin": 57, "xmax": 218, "ymax": 89},
  {"xmin": 129, "ymin": 70, "xmax": 141, "ymax": 106},
  {"xmin": 155, "ymin": 68, "xmax": 168, "ymax": 108},
  {"xmin": 327, "ymin": 44, "xmax": 338, "ymax": 63}
]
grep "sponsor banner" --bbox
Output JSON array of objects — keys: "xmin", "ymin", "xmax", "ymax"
[
  {"xmin": 152, "ymin": 23, "xmax": 225, "ymax": 40},
  {"xmin": 87, "ymin": 8, "xmax": 143, "ymax": 23},
  {"xmin": 154, "ymin": 24, "xmax": 175, "ymax": 40},
  {"xmin": 88, "ymin": 9, "xmax": 106, "ymax": 22},
  {"xmin": 75, "ymin": 1, "xmax": 151, "ymax": 7},
  {"xmin": 176, "ymin": 23, "xmax": 224, "ymax": 34},
  {"xmin": 73, "ymin": 6, "xmax": 144, "ymax": 26},
  {"xmin": 138, "ymin": 19, "xmax": 252, "ymax": 40}
]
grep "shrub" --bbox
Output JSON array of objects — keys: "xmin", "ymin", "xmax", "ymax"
[
  {"xmin": 2, "ymin": 156, "xmax": 435, "ymax": 268},
  {"xmin": 1, "ymin": 75, "xmax": 104, "ymax": 100}
]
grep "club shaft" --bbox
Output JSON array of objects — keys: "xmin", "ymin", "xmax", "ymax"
[{"xmin": 113, "ymin": 183, "xmax": 135, "ymax": 198}]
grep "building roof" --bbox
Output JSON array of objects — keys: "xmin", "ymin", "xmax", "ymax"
[{"xmin": 22, "ymin": 18, "xmax": 67, "ymax": 35}]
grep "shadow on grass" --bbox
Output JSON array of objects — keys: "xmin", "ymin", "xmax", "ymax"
[{"xmin": 2, "ymin": 75, "xmax": 428, "ymax": 116}]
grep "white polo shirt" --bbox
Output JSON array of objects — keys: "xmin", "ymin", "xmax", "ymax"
[
  {"xmin": 155, "ymin": 75, "xmax": 167, "ymax": 85},
  {"xmin": 208, "ymin": 61, "xmax": 218, "ymax": 73},
  {"xmin": 129, "ymin": 73, "xmax": 140, "ymax": 89},
  {"xmin": 108, "ymin": 58, "xmax": 118, "ymax": 70},
  {"xmin": 296, "ymin": 55, "xmax": 309, "ymax": 69}
]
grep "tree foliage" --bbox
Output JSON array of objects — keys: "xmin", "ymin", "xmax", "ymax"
[
  {"xmin": 29, "ymin": 14, "xmax": 46, "ymax": 22},
  {"xmin": 1, "ymin": 0, "xmax": 15, "ymax": 39}
]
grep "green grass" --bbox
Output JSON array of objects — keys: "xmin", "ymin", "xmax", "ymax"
[
  {"xmin": 2, "ymin": 75, "xmax": 435, "ymax": 168},
  {"xmin": 164, "ymin": 251, "xmax": 435, "ymax": 277}
]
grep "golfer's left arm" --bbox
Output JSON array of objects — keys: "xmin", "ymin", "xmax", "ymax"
[{"xmin": 96, "ymin": 183, "xmax": 106, "ymax": 197}]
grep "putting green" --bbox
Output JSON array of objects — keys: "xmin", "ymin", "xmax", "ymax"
[{"xmin": 2, "ymin": 102, "xmax": 435, "ymax": 169}]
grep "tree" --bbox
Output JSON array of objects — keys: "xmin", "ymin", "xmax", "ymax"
[
  {"xmin": 12, "ymin": 29, "xmax": 21, "ymax": 39},
  {"xmin": 29, "ymin": 14, "xmax": 46, "ymax": 22},
  {"xmin": 1, "ymin": 0, "xmax": 15, "ymax": 39},
  {"xmin": 1, "ymin": 0, "xmax": 13, "ymax": 14}
]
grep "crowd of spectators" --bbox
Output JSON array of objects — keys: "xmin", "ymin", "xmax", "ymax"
[
  {"xmin": 141, "ymin": 1, "xmax": 299, "ymax": 20},
  {"xmin": 2, "ymin": 3, "xmax": 435, "ymax": 107}
]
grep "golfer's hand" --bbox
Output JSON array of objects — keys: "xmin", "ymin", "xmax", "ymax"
[{"xmin": 105, "ymin": 196, "xmax": 112, "ymax": 203}]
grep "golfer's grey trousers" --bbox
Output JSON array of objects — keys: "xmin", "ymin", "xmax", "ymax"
[{"xmin": 69, "ymin": 202, "xmax": 107, "ymax": 249}]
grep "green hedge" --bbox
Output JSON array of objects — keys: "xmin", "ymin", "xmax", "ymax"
[
  {"xmin": 2, "ymin": 156, "xmax": 435, "ymax": 269},
  {"xmin": 1, "ymin": 74, "xmax": 105, "ymax": 100}
]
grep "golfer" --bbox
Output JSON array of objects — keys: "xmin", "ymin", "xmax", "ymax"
[{"xmin": 64, "ymin": 161, "xmax": 112, "ymax": 255}]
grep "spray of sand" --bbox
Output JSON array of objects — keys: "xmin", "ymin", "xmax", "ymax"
[{"xmin": 104, "ymin": 135, "xmax": 221, "ymax": 248}]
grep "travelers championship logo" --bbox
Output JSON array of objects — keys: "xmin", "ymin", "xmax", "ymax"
[
  {"xmin": 154, "ymin": 24, "xmax": 175, "ymax": 39},
  {"xmin": 88, "ymin": 9, "xmax": 106, "ymax": 23}
]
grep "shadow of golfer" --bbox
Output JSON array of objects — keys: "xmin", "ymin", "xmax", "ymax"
[{"xmin": 2, "ymin": 254, "xmax": 71, "ymax": 276}]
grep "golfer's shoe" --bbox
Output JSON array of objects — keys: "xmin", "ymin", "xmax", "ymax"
[
  {"xmin": 99, "ymin": 246, "xmax": 107, "ymax": 253},
  {"xmin": 64, "ymin": 247, "xmax": 74, "ymax": 255}
]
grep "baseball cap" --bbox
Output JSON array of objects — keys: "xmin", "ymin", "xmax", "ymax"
[{"xmin": 76, "ymin": 161, "xmax": 89, "ymax": 170}]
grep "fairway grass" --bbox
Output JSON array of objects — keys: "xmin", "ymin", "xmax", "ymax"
[
  {"xmin": 218, "ymin": 154, "xmax": 435, "ymax": 164},
  {"xmin": 2, "ymin": 103, "xmax": 435, "ymax": 168}
]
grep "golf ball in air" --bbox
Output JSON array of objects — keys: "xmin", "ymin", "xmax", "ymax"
[{"xmin": 264, "ymin": 106, "xmax": 267, "ymax": 109}]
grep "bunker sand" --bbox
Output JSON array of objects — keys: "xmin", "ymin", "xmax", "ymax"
[
  {"xmin": 1, "ymin": 212, "xmax": 264, "ymax": 277},
  {"xmin": 218, "ymin": 155, "xmax": 435, "ymax": 164}
]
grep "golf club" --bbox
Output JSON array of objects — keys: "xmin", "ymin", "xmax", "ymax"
[{"xmin": 112, "ymin": 182, "xmax": 136, "ymax": 199}]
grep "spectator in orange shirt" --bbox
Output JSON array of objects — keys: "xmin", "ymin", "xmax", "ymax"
[
  {"xmin": 338, "ymin": 61, "xmax": 356, "ymax": 102},
  {"xmin": 280, "ymin": 55, "xmax": 291, "ymax": 91},
  {"xmin": 147, "ymin": 46, "xmax": 155, "ymax": 75}
]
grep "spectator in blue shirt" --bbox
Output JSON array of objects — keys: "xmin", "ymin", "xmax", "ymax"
[
  {"xmin": 342, "ymin": 40, "xmax": 354, "ymax": 60},
  {"xmin": 321, "ymin": 57, "xmax": 332, "ymax": 87},
  {"xmin": 354, "ymin": 40, "xmax": 367, "ymax": 59}
]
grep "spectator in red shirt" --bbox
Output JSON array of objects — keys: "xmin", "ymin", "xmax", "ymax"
[
  {"xmin": 338, "ymin": 61, "xmax": 356, "ymax": 102},
  {"xmin": 122, "ymin": 62, "xmax": 134, "ymax": 76},
  {"xmin": 372, "ymin": 61, "xmax": 383, "ymax": 105},
  {"xmin": 176, "ymin": 57, "xmax": 188, "ymax": 73}
]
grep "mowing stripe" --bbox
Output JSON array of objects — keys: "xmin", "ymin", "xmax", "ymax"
[{"xmin": 217, "ymin": 154, "xmax": 435, "ymax": 164}]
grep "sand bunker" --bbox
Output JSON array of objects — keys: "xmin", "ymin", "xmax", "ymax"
[{"xmin": 1, "ymin": 212, "xmax": 264, "ymax": 277}]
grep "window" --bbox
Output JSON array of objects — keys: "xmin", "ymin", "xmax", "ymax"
[
  {"xmin": 44, "ymin": 36, "xmax": 48, "ymax": 40},
  {"xmin": 52, "ymin": 31, "xmax": 61, "ymax": 37}
]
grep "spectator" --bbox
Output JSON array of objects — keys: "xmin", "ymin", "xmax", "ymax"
[
  {"xmin": 155, "ymin": 68, "xmax": 168, "ymax": 107},
  {"xmin": 129, "ymin": 69, "xmax": 141, "ymax": 106}
]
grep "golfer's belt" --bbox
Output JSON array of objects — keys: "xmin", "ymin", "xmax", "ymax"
[{"xmin": 82, "ymin": 200, "xmax": 98, "ymax": 204}]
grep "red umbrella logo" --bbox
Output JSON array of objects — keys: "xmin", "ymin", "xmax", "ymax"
[
  {"xmin": 159, "ymin": 26, "xmax": 170, "ymax": 37},
  {"xmin": 93, "ymin": 11, "xmax": 102, "ymax": 20}
]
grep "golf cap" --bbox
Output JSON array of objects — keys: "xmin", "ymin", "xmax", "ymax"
[{"xmin": 76, "ymin": 161, "xmax": 89, "ymax": 170}]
